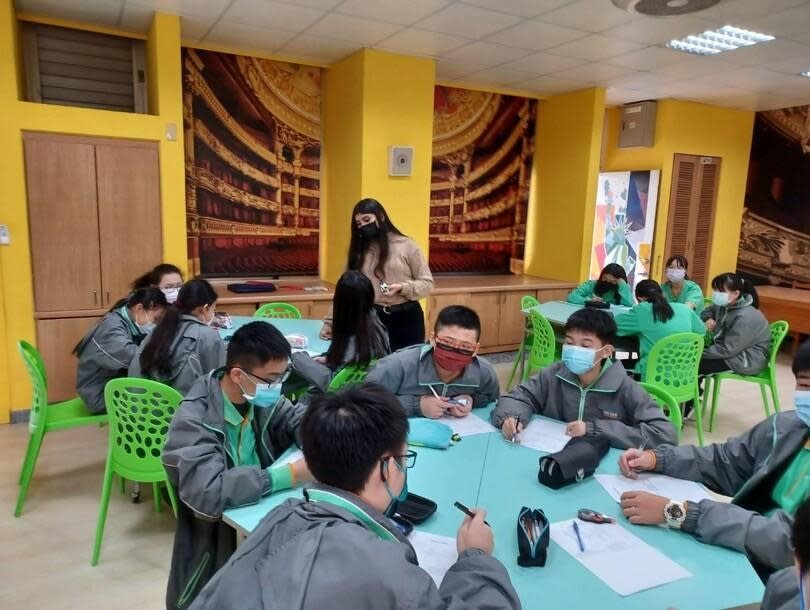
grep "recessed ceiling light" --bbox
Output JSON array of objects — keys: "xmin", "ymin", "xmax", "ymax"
[
  {"xmin": 801, "ymin": 71, "xmax": 810, "ymax": 78},
  {"xmin": 666, "ymin": 25, "xmax": 775, "ymax": 55},
  {"xmin": 667, "ymin": 0, "xmax": 689, "ymax": 7}
]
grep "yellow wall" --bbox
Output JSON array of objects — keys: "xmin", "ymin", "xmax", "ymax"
[
  {"xmin": 320, "ymin": 49, "xmax": 435, "ymax": 284},
  {"xmin": 525, "ymin": 87, "xmax": 606, "ymax": 282},
  {"xmin": 0, "ymin": 3, "xmax": 187, "ymax": 421},
  {"xmin": 602, "ymin": 99, "xmax": 754, "ymax": 283}
]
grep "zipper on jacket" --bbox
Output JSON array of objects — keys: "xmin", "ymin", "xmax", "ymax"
[
  {"xmin": 556, "ymin": 372, "xmax": 616, "ymax": 420},
  {"xmin": 201, "ymin": 422, "xmax": 237, "ymax": 466},
  {"xmin": 176, "ymin": 551, "xmax": 211, "ymax": 608},
  {"xmin": 259, "ymin": 400, "xmax": 280, "ymax": 464}
]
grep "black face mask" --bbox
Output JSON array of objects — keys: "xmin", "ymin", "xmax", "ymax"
[
  {"xmin": 594, "ymin": 280, "xmax": 614, "ymax": 296},
  {"xmin": 358, "ymin": 222, "xmax": 380, "ymax": 239}
]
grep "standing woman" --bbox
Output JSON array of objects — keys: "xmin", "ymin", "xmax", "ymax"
[
  {"xmin": 130, "ymin": 279, "xmax": 225, "ymax": 395},
  {"xmin": 322, "ymin": 198, "xmax": 433, "ymax": 351},
  {"xmin": 74, "ymin": 287, "xmax": 167, "ymax": 413},
  {"xmin": 662, "ymin": 255, "xmax": 705, "ymax": 313},
  {"xmin": 132, "ymin": 263, "xmax": 184, "ymax": 304}
]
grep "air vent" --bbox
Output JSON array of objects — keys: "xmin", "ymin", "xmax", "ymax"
[{"xmin": 611, "ymin": 0, "xmax": 722, "ymax": 16}]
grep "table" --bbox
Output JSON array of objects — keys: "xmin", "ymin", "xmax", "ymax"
[
  {"xmin": 222, "ymin": 406, "xmax": 764, "ymax": 610},
  {"xmin": 757, "ymin": 286, "xmax": 810, "ymax": 354},
  {"xmin": 218, "ymin": 316, "xmax": 331, "ymax": 356}
]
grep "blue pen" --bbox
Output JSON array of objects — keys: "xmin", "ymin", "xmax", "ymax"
[{"xmin": 572, "ymin": 521, "xmax": 585, "ymax": 552}]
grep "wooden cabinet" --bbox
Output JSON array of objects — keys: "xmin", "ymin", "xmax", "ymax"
[
  {"xmin": 500, "ymin": 292, "xmax": 528, "ymax": 346},
  {"xmin": 467, "ymin": 292, "xmax": 501, "ymax": 346},
  {"xmin": 308, "ymin": 299, "xmax": 332, "ymax": 320},
  {"xmin": 426, "ymin": 293, "xmax": 469, "ymax": 338},
  {"xmin": 36, "ymin": 316, "xmax": 101, "ymax": 402}
]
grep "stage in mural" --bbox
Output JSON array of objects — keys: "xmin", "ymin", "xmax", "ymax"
[
  {"xmin": 183, "ymin": 48, "xmax": 321, "ymax": 276},
  {"xmin": 739, "ymin": 104, "xmax": 810, "ymax": 286},
  {"xmin": 588, "ymin": 171, "xmax": 660, "ymax": 289},
  {"xmin": 429, "ymin": 86, "xmax": 537, "ymax": 274}
]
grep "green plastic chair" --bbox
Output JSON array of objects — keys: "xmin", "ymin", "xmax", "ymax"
[
  {"xmin": 92, "ymin": 378, "xmax": 183, "ymax": 566},
  {"xmin": 327, "ymin": 361, "xmax": 375, "ymax": 392},
  {"xmin": 15, "ymin": 340, "xmax": 108, "ymax": 517},
  {"xmin": 639, "ymin": 382, "xmax": 683, "ymax": 441},
  {"xmin": 704, "ymin": 320, "xmax": 789, "ymax": 433},
  {"xmin": 254, "ymin": 302, "xmax": 302, "ymax": 319},
  {"xmin": 524, "ymin": 309, "xmax": 557, "ymax": 379},
  {"xmin": 642, "ymin": 332, "xmax": 705, "ymax": 445},
  {"xmin": 506, "ymin": 295, "xmax": 540, "ymax": 390}
]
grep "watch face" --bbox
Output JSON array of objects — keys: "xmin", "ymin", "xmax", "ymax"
[{"xmin": 667, "ymin": 504, "xmax": 684, "ymax": 520}]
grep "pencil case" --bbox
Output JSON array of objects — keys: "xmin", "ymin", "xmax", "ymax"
[
  {"xmin": 517, "ymin": 506, "xmax": 549, "ymax": 567},
  {"xmin": 538, "ymin": 435, "xmax": 609, "ymax": 489},
  {"xmin": 407, "ymin": 418, "xmax": 456, "ymax": 449},
  {"xmin": 394, "ymin": 493, "xmax": 437, "ymax": 524}
]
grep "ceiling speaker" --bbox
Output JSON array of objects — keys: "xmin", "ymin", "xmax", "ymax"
[
  {"xmin": 388, "ymin": 146, "xmax": 413, "ymax": 177},
  {"xmin": 611, "ymin": 0, "xmax": 722, "ymax": 16}
]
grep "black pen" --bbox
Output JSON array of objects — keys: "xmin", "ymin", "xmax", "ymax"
[{"xmin": 454, "ymin": 501, "xmax": 491, "ymax": 526}]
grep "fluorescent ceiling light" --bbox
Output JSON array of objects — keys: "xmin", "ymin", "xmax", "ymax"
[
  {"xmin": 666, "ymin": 25, "xmax": 775, "ymax": 55},
  {"xmin": 801, "ymin": 71, "xmax": 810, "ymax": 78}
]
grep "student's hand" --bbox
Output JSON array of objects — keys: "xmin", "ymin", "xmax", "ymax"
[
  {"xmin": 618, "ymin": 448, "xmax": 655, "ymax": 479},
  {"xmin": 291, "ymin": 458, "xmax": 313, "ymax": 484},
  {"xmin": 313, "ymin": 356, "xmax": 327, "ymax": 364},
  {"xmin": 447, "ymin": 395, "xmax": 473, "ymax": 417},
  {"xmin": 705, "ymin": 319, "xmax": 717, "ymax": 332},
  {"xmin": 620, "ymin": 491, "xmax": 669, "ymax": 525},
  {"xmin": 387, "ymin": 283, "xmax": 403, "ymax": 295},
  {"xmin": 687, "ymin": 302, "xmax": 697, "ymax": 310},
  {"xmin": 591, "ymin": 295, "xmax": 605, "ymax": 303},
  {"xmin": 319, "ymin": 327, "xmax": 332, "ymax": 340},
  {"xmin": 457, "ymin": 508, "xmax": 493, "ymax": 555},
  {"xmin": 420, "ymin": 395, "xmax": 449, "ymax": 419},
  {"xmin": 565, "ymin": 420, "xmax": 587, "ymax": 437},
  {"xmin": 501, "ymin": 417, "xmax": 523, "ymax": 441}
]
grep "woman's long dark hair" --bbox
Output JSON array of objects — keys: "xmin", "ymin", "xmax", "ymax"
[
  {"xmin": 635, "ymin": 279, "xmax": 674, "ymax": 323},
  {"xmin": 325, "ymin": 271, "xmax": 380, "ymax": 369},
  {"xmin": 595, "ymin": 263, "xmax": 628, "ymax": 304},
  {"xmin": 132, "ymin": 263, "xmax": 183, "ymax": 289},
  {"xmin": 711, "ymin": 272, "xmax": 760, "ymax": 308},
  {"xmin": 139, "ymin": 279, "xmax": 218, "ymax": 376},
  {"xmin": 346, "ymin": 198, "xmax": 405, "ymax": 279},
  {"xmin": 665, "ymin": 255, "xmax": 691, "ymax": 280}
]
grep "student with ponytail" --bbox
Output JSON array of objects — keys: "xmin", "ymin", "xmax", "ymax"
[
  {"xmin": 616, "ymin": 280, "xmax": 706, "ymax": 377},
  {"xmin": 699, "ymin": 272, "xmax": 770, "ymax": 376},
  {"xmin": 130, "ymin": 279, "xmax": 225, "ymax": 395},
  {"xmin": 75, "ymin": 287, "xmax": 167, "ymax": 413},
  {"xmin": 132, "ymin": 263, "xmax": 184, "ymax": 304}
]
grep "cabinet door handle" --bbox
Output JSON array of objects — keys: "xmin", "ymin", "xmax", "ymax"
[
  {"xmin": 106, "ymin": 290, "xmax": 110, "ymax": 305},
  {"xmin": 93, "ymin": 290, "xmax": 98, "ymax": 305}
]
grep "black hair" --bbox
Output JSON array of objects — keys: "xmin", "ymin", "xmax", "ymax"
[
  {"xmin": 793, "ymin": 497, "xmax": 810, "ymax": 572},
  {"xmin": 710, "ymin": 272, "xmax": 760, "ymax": 308},
  {"xmin": 300, "ymin": 383, "xmax": 408, "ymax": 493},
  {"xmin": 564, "ymin": 308, "xmax": 617, "ymax": 344},
  {"xmin": 665, "ymin": 255, "xmax": 690, "ymax": 280},
  {"xmin": 325, "ymin": 271, "xmax": 381, "ymax": 369},
  {"xmin": 139, "ymin": 279, "xmax": 218, "ymax": 377},
  {"xmin": 347, "ymin": 198, "xmax": 406, "ymax": 280},
  {"xmin": 226, "ymin": 320, "xmax": 291, "ymax": 370},
  {"xmin": 635, "ymin": 279, "xmax": 675, "ymax": 323},
  {"xmin": 792, "ymin": 340, "xmax": 810, "ymax": 376},
  {"xmin": 434, "ymin": 305, "xmax": 482, "ymax": 341},
  {"xmin": 132, "ymin": 263, "xmax": 183, "ymax": 290},
  {"xmin": 594, "ymin": 263, "xmax": 628, "ymax": 304}
]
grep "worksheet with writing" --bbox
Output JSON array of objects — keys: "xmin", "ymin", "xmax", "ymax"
[
  {"xmin": 518, "ymin": 418, "xmax": 571, "ymax": 453},
  {"xmin": 409, "ymin": 530, "xmax": 458, "ymax": 586},
  {"xmin": 272, "ymin": 448, "xmax": 303, "ymax": 468},
  {"xmin": 595, "ymin": 473, "xmax": 713, "ymax": 504},
  {"xmin": 439, "ymin": 414, "xmax": 496, "ymax": 438}
]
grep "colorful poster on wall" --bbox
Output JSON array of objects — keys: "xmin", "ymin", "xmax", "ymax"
[
  {"xmin": 182, "ymin": 48, "xmax": 321, "ymax": 276},
  {"xmin": 589, "ymin": 171, "xmax": 660, "ymax": 289},
  {"xmin": 429, "ymin": 86, "xmax": 537, "ymax": 274}
]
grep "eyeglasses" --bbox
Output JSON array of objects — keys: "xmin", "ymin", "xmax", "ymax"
[
  {"xmin": 435, "ymin": 338, "xmax": 476, "ymax": 356},
  {"xmin": 161, "ymin": 283, "xmax": 183, "ymax": 290},
  {"xmin": 242, "ymin": 367, "xmax": 290, "ymax": 386},
  {"xmin": 381, "ymin": 450, "xmax": 417, "ymax": 471}
]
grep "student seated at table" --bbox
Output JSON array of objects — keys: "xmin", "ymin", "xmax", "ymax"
[
  {"xmin": 162, "ymin": 321, "xmax": 312, "ymax": 610},
  {"xmin": 615, "ymin": 279, "xmax": 706, "ymax": 378},
  {"xmin": 616, "ymin": 340, "xmax": 810, "ymax": 585},
  {"xmin": 291, "ymin": 270, "xmax": 390, "ymax": 391},
  {"xmin": 567, "ymin": 263, "xmax": 634, "ymax": 307},
  {"xmin": 365, "ymin": 305, "xmax": 499, "ymax": 418},
  {"xmin": 129, "ymin": 279, "xmax": 225, "ymax": 395},
  {"xmin": 132, "ymin": 262, "xmax": 184, "ymax": 304},
  {"xmin": 662, "ymin": 255, "xmax": 705, "ymax": 312},
  {"xmin": 492, "ymin": 308, "xmax": 677, "ymax": 449},
  {"xmin": 74, "ymin": 287, "xmax": 167, "ymax": 413},
  {"xmin": 762, "ymin": 497, "xmax": 810, "ymax": 610},
  {"xmin": 189, "ymin": 384, "xmax": 520, "ymax": 610},
  {"xmin": 699, "ymin": 272, "xmax": 770, "ymax": 377}
]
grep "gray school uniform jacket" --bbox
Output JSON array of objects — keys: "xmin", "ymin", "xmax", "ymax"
[
  {"xmin": 189, "ymin": 485, "xmax": 521, "ymax": 610},
  {"xmin": 701, "ymin": 294, "xmax": 771, "ymax": 375},
  {"xmin": 128, "ymin": 315, "xmax": 226, "ymax": 396},
  {"xmin": 652, "ymin": 411, "xmax": 808, "ymax": 575},
  {"xmin": 162, "ymin": 371, "xmax": 305, "ymax": 609},
  {"xmin": 491, "ymin": 360, "xmax": 677, "ymax": 449},
  {"xmin": 75, "ymin": 309, "xmax": 145, "ymax": 413},
  {"xmin": 762, "ymin": 567, "xmax": 801, "ymax": 610},
  {"xmin": 364, "ymin": 344, "xmax": 501, "ymax": 416}
]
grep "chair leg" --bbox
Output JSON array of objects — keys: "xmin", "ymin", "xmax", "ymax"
[
  {"xmin": 771, "ymin": 375, "xmax": 782, "ymax": 414},
  {"xmin": 153, "ymin": 482, "xmax": 162, "ymax": 513},
  {"xmin": 120, "ymin": 475, "xmax": 125, "ymax": 494},
  {"xmin": 91, "ymin": 461, "xmax": 115, "ymax": 566},
  {"xmin": 693, "ymin": 388, "xmax": 705, "ymax": 446},
  {"xmin": 505, "ymin": 346, "xmax": 521, "ymax": 391},
  {"xmin": 709, "ymin": 376, "xmax": 722, "ymax": 433},
  {"xmin": 165, "ymin": 481, "xmax": 179, "ymax": 518},
  {"xmin": 759, "ymin": 384, "xmax": 771, "ymax": 418},
  {"xmin": 14, "ymin": 432, "xmax": 45, "ymax": 517}
]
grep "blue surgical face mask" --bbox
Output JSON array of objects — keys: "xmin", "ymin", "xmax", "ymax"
[
  {"xmin": 383, "ymin": 458, "xmax": 408, "ymax": 518},
  {"xmin": 712, "ymin": 291, "xmax": 730, "ymax": 307},
  {"xmin": 562, "ymin": 344, "xmax": 598, "ymax": 375},
  {"xmin": 794, "ymin": 390, "xmax": 810, "ymax": 427},
  {"xmin": 138, "ymin": 321, "xmax": 156, "ymax": 334}
]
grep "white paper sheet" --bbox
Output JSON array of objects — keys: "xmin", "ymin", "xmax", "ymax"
[
  {"xmin": 595, "ymin": 473, "xmax": 714, "ymax": 504},
  {"xmin": 439, "ymin": 414, "xmax": 496, "ymax": 438},
  {"xmin": 551, "ymin": 519, "xmax": 692, "ymax": 596},
  {"xmin": 272, "ymin": 448, "xmax": 304, "ymax": 468},
  {"xmin": 516, "ymin": 418, "xmax": 571, "ymax": 453},
  {"xmin": 409, "ymin": 530, "xmax": 458, "ymax": 586}
]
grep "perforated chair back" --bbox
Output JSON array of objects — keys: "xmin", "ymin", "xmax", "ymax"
[
  {"xmin": 642, "ymin": 332, "xmax": 704, "ymax": 405},
  {"xmin": 254, "ymin": 302, "xmax": 302, "ymax": 319}
]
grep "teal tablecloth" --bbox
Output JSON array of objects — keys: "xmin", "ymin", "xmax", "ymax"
[{"xmin": 218, "ymin": 316, "xmax": 331, "ymax": 355}]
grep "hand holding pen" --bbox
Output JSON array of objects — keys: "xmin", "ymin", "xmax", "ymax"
[{"xmin": 502, "ymin": 417, "xmax": 522, "ymax": 443}]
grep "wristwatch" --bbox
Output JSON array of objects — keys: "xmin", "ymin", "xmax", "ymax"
[{"xmin": 664, "ymin": 500, "xmax": 687, "ymax": 529}]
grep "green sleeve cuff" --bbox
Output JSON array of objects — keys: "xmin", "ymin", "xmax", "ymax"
[{"xmin": 267, "ymin": 463, "xmax": 295, "ymax": 492}]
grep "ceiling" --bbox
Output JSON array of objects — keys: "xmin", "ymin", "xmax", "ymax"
[{"xmin": 14, "ymin": 0, "xmax": 810, "ymax": 111}]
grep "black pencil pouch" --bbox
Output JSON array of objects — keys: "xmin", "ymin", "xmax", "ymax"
[{"xmin": 517, "ymin": 506, "xmax": 549, "ymax": 567}]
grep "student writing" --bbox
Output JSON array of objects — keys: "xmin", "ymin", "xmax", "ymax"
[
  {"xmin": 567, "ymin": 263, "xmax": 634, "ymax": 307},
  {"xmin": 762, "ymin": 497, "xmax": 810, "ymax": 610}
]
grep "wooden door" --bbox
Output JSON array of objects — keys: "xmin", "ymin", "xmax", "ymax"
[
  {"xmin": 95, "ymin": 142, "xmax": 162, "ymax": 307},
  {"xmin": 24, "ymin": 135, "xmax": 102, "ymax": 312},
  {"xmin": 36, "ymin": 316, "xmax": 101, "ymax": 402},
  {"xmin": 467, "ymin": 292, "xmax": 500, "ymax": 348}
]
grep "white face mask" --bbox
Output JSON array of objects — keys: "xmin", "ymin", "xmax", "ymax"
[
  {"xmin": 666, "ymin": 269, "xmax": 686, "ymax": 283},
  {"xmin": 161, "ymin": 287, "xmax": 179, "ymax": 304}
]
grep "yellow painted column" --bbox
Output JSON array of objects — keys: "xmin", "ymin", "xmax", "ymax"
[
  {"xmin": 320, "ymin": 49, "xmax": 435, "ymax": 284},
  {"xmin": 524, "ymin": 87, "xmax": 606, "ymax": 282}
]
